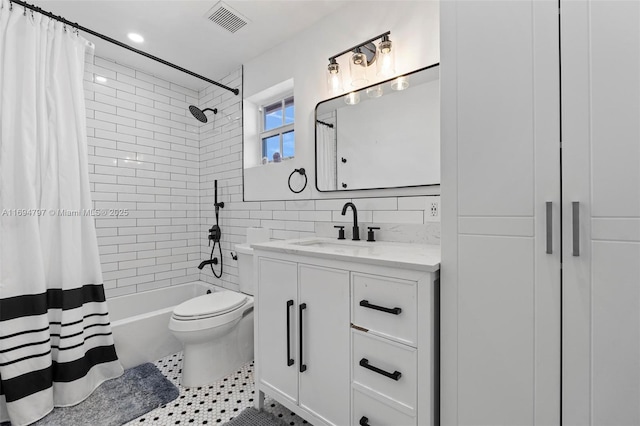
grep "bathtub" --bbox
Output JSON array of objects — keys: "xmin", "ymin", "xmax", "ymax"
[{"xmin": 108, "ymin": 281, "xmax": 215, "ymax": 369}]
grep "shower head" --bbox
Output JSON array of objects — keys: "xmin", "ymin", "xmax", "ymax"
[{"xmin": 189, "ymin": 105, "xmax": 218, "ymax": 123}]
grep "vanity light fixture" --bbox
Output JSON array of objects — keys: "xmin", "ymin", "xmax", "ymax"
[{"xmin": 326, "ymin": 31, "xmax": 393, "ymax": 94}]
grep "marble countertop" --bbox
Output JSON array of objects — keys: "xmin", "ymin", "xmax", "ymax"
[{"xmin": 251, "ymin": 237, "xmax": 440, "ymax": 272}]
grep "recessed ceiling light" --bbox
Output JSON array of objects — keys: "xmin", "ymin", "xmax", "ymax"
[
  {"xmin": 95, "ymin": 75, "xmax": 107, "ymax": 83},
  {"xmin": 127, "ymin": 33, "xmax": 144, "ymax": 43}
]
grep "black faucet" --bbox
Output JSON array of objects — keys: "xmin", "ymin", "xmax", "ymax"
[
  {"xmin": 197, "ymin": 258, "xmax": 218, "ymax": 270},
  {"xmin": 341, "ymin": 202, "xmax": 360, "ymax": 241}
]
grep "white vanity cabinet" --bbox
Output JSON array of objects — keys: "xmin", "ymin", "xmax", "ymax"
[
  {"xmin": 253, "ymin": 238, "xmax": 440, "ymax": 426},
  {"xmin": 256, "ymin": 256, "xmax": 350, "ymax": 426}
]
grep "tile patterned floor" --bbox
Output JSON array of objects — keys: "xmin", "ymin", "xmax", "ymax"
[{"xmin": 126, "ymin": 352, "xmax": 309, "ymax": 426}]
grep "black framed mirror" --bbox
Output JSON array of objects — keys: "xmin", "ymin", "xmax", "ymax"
[{"xmin": 314, "ymin": 63, "xmax": 440, "ymax": 192}]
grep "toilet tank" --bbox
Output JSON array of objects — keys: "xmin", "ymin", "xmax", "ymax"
[{"xmin": 235, "ymin": 243, "xmax": 254, "ymax": 296}]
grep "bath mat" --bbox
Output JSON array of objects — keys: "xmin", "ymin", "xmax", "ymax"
[
  {"xmin": 16, "ymin": 363, "xmax": 178, "ymax": 426},
  {"xmin": 224, "ymin": 407, "xmax": 289, "ymax": 426}
]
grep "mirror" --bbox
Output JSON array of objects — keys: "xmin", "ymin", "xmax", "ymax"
[{"xmin": 315, "ymin": 64, "xmax": 440, "ymax": 191}]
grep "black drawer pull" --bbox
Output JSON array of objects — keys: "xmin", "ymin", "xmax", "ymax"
[
  {"xmin": 359, "ymin": 358, "xmax": 401, "ymax": 381},
  {"xmin": 359, "ymin": 416, "xmax": 370, "ymax": 426},
  {"xmin": 299, "ymin": 303, "xmax": 307, "ymax": 373},
  {"xmin": 359, "ymin": 300, "xmax": 402, "ymax": 315},
  {"xmin": 286, "ymin": 300, "xmax": 294, "ymax": 367}
]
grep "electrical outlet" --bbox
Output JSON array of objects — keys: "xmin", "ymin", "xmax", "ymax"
[
  {"xmin": 430, "ymin": 202, "xmax": 438, "ymax": 217},
  {"xmin": 426, "ymin": 198, "xmax": 440, "ymax": 222}
]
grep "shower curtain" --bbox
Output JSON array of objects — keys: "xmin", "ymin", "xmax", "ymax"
[
  {"xmin": 0, "ymin": 1, "xmax": 123, "ymax": 424},
  {"xmin": 316, "ymin": 122, "xmax": 337, "ymax": 190}
]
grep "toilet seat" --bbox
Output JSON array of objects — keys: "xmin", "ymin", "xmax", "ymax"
[{"xmin": 172, "ymin": 291, "xmax": 247, "ymax": 321}]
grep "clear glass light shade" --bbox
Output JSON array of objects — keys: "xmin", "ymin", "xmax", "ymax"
[
  {"xmin": 344, "ymin": 92, "xmax": 360, "ymax": 105},
  {"xmin": 366, "ymin": 85, "xmax": 383, "ymax": 98},
  {"xmin": 350, "ymin": 49, "xmax": 369, "ymax": 88},
  {"xmin": 391, "ymin": 76, "xmax": 410, "ymax": 91},
  {"xmin": 376, "ymin": 39, "xmax": 395, "ymax": 78},
  {"xmin": 326, "ymin": 61, "xmax": 343, "ymax": 96}
]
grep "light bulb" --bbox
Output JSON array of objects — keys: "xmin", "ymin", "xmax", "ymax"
[
  {"xmin": 376, "ymin": 37, "xmax": 395, "ymax": 78},
  {"xmin": 349, "ymin": 48, "xmax": 368, "ymax": 88},
  {"xmin": 326, "ymin": 59, "xmax": 343, "ymax": 96}
]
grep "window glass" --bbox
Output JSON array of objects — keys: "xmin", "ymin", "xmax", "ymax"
[
  {"xmin": 264, "ymin": 101, "xmax": 283, "ymax": 131},
  {"xmin": 262, "ymin": 135, "xmax": 280, "ymax": 162},
  {"xmin": 282, "ymin": 130, "xmax": 295, "ymax": 158},
  {"xmin": 284, "ymin": 96, "xmax": 294, "ymax": 125}
]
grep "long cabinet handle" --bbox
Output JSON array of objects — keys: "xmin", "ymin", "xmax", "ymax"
[
  {"xmin": 286, "ymin": 300, "xmax": 294, "ymax": 367},
  {"xmin": 359, "ymin": 358, "xmax": 401, "ymax": 381},
  {"xmin": 572, "ymin": 201, "xmax": 580, "ymax": 256},
  {"xmin": 359, "ymin": 300, "xmax": 402, "ymax": 315},
  {"xmin": 359, "ymin": 416, "xmax": 370, "ymax": 426},
  {"xmin": 546, "ymin": 201, "xmax": 553, "ymax": 254},
  {"xmin": 299, "ymin": 303, "xmax": 307, "ymax": 373}
]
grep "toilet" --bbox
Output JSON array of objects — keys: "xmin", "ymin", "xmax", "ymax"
[{"xmin": 169, "ymin": 242, "xmax": 256, "ymax": 388}]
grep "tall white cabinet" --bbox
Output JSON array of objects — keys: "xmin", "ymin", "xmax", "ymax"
[{"xmin": 442, "ymin": 1, "xmax": 640, "ymax": 425}]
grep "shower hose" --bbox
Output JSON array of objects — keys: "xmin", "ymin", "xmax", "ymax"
[{"xmin": 208, "ymin": 205, "xmax": 223, "ymax": 279}]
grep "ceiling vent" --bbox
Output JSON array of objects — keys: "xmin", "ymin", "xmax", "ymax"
[{"xmin": 205, "ymin": 1, "xmax": 250, "ymax": 34}]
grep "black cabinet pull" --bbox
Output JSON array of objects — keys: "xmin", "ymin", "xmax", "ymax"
[
  {"xmin": 359, "ymin": 358, "xmax": 401, "ymax": 381},
  {"xmin": 299, "ymin": 303, "xmax": 307, "ymax": 372},
  {"xmin": 359, "ymin": 416, "xmax": 370, "ymax": 426},
  {"xmin": 359, "ymin": 300, "xmax": 402, "ymax": 315},
  {"xmin": 286, "ymin": 300, "xmax": 294, "ymax": 367}
]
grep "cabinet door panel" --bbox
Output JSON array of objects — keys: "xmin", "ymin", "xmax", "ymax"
[
  {"xmin": 257, "ymin": 258, "xmax": 298, "ymax": 404},
  {"xmin": 456, "ymin": 1, "xmax": 534, "ymax": 217},
  {"xmin": 562, "ymin": 2, "xmax": 640, "ymax": 424},
  {"xmin": 592, "ymin": 242, "xmax": 640, "ymax": 425},
  {"xmin": 458, "ymin": 235, "xmax": 534, "ymax": 425},
  {"xmin": 298, "ymin": 264, "xmax": 350, "ymax": 426}
]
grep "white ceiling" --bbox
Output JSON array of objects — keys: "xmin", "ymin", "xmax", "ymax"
[{"xmin": 34, "ymin": 0, "xmax": 349, "ymax": 91}]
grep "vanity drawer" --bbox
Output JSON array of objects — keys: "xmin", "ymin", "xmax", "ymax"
[
  {"xmin": 352, "ymin": 331, "xmax": 417, "ymax": 412},
  {"xmin": 353, "ymin": 389, "xmax": 416, "ymax": 426},
  {"xmin": 352, "ymin": 273, "xmax": 417, "ymax": 346}
]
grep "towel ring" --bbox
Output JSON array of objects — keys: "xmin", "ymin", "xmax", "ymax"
[{"xmin": 288, "ymin": 168, "xmax": 307, "ymax": 194}]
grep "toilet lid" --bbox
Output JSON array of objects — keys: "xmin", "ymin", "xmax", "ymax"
[{"xmin": 173, "ymin": 291, "xmax": 247, "ymax": 320}]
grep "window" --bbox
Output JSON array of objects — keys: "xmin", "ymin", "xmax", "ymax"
[{"xmin": 261, "ymin": 96, "xmax": 294, "ymax": 163}]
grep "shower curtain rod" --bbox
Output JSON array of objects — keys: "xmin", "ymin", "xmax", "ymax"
[
  {"xmin": 9, "ymin": 0, "xmax": 240, "ymax": 95},
  {"xmin": 316, "ymin": 120, "xmax": 334, "ymax": 128}
]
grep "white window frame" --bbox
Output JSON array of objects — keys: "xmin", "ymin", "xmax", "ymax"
[{"xmin": 260, "ymin": 94, "xmax": 294, "ymax": 162}]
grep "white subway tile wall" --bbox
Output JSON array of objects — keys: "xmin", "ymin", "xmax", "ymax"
[
  {"xmin": 85, "ymin": 56, "xmax": 201, "ymax": 298},
  {"xmin": 84, "ymin": 57, "xmax": 439, "ymax": 297}
]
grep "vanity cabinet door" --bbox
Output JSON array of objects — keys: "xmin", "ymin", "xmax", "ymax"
[
  {"xmin": 257, "ymin": 258, "xmax": 299, "ymax": 405},
  {"xmin": 297, "ymin": 264, "xmax": 350, "ymax": 426}
]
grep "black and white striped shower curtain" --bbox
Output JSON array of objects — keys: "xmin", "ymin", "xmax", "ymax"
[{"xmin": 0, "ymin": 1, "xmax": 123, "ymax": 424}]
